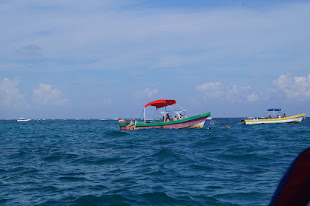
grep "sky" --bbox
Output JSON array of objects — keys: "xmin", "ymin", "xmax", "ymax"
[{"xmin": 0, "ymin": 0, "xmax": 310, "ymax": 119}]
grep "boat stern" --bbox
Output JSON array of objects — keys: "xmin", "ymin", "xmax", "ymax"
[
  {"xmin": 118, "ymin": 119, "xmax": 127, "ymax": 130},
  {"xmin": 118, "ymin": 119, "xmax": 137, "ymax": 130}
]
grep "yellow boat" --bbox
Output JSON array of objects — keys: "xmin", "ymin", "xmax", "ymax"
[{"xmin": 242, "ymin": 108, "xmax": 306, "ymax": 125}]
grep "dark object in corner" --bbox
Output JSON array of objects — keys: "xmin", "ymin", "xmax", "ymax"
[{"xmin": 269, "ymin": 147, "xmax": 310, "ymax": 206}]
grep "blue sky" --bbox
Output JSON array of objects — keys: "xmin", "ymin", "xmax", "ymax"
[{"xmin": 0, "ymin": 0, "xmax": 310, "ymax": 118}]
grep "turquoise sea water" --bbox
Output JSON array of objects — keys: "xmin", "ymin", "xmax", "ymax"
[{"xmin": 0, "ymin": 118, "xmax": 309, "ymax": 205}]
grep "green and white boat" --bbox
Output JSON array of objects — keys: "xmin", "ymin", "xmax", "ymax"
[{"xmin": 118, "ymin": 99, "xmax": 210, "ymax": 130}]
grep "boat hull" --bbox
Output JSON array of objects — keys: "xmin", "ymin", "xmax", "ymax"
[
  {"xmin": 17, "ymin": 119, "xmax": 31, "ymax": 122},
  {"xmin": 244, "ymin": 114, "xmax": 305, "ymax": 125},
  {"xmin": 119, "ymin": 112, "xmax": 210, "ymax": 130}
]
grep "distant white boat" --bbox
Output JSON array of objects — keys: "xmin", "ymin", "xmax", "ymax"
[{"xmin": 17, "ymin": 118, "xmax": 31, "ymax": 122}]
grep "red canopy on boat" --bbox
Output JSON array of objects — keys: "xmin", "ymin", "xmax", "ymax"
[{"xmin": 144, "ymin": 99, "xmax": 176, "ymax": 109}]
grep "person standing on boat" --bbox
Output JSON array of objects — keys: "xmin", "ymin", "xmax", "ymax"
[
  {"xmin": 166, "ymin": 114, "xmax": 170, "ymax": 122},
  {"xmin": 179, "ymin": 113, "xmax": 183, "ymax": 119},
  {"xmin": 283, "ymin": 113, "xmax": 286, "ymax": 118}
]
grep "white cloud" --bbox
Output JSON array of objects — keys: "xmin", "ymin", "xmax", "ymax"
[
  {"xmin": 0, "ymin": 78, "xmax": 25, "ymax": 107},
  {"xmin": 272, "ymin": 73, "xmax": 310, "ymax": 99},
  {"xmin": 196, "ymin": 82, "xmax": 259, "ymax": 103},
  {"xmin": 134, "ymin": 88, "xmax": 159, "ymax": 98},
  {"xmin": 247, "ymin": 92, "xmax": 259, "ymax": 102},
  {"xmin": 198, "ymin": 74, "xmax": 310, "ymax": 104},
  {"xmin": 196, "ymin": 82, "xmax": 223, "ymax": 100},
  {"xmin": 33, "ymin": 83, "xmax": 68, "ymax": 105}
]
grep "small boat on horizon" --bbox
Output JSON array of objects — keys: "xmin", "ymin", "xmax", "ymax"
[
  {"xmin": 242, "ymin": 108, "xmax": 305, "ymax": 125},
  {"xmin": 118, "ymin": 99, "xmax": 210, "ymax": 130},
  {"xmin": 17, "ymin": 118, "xmax": 31, "ymax": 122}
]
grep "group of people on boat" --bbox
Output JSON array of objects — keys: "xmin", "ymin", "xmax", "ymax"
[
  {"xmin": 268, "ymin": 113, "xmax": 286, "ymax": 119},
  {"xmin": 162, "ymin": 113, "xmax": 183, "ymax": 122}
]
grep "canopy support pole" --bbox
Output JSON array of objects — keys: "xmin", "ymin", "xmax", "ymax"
[
  {"xmin": 144, "ymin": 108, "xmax": 146, "ymax": 123},
  {"xmin": 164, "ymin": 105, "xmax": 167, "ymax": 121}
]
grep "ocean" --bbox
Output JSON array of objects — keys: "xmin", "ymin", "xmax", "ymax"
[{"xmin": 0, "ymin": 118, "xmax": 309, "ymax": 205}]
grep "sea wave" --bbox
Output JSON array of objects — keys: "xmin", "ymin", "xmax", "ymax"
[{"xmin": 1, "ymin": 119, "xmax": 309, "ymax": 205}]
